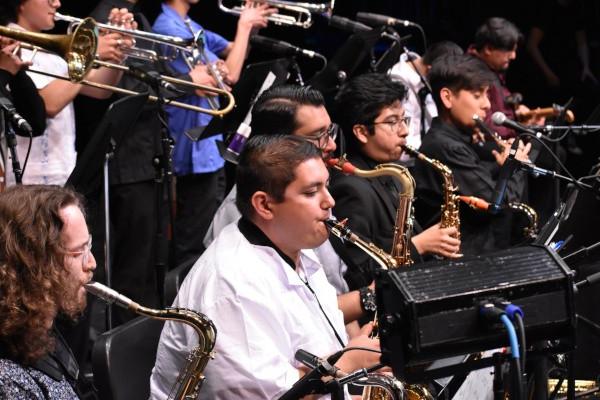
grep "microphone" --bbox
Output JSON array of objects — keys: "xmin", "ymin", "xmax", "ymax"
[
  {"xmin": 488, "ymin": 136, "xmax": 521, "ymax": 214},
  {"xmin": 0, "ymin": 95, "xmax": 33, "ymax": 134},
  {"xmin": 356, "ymin": 12, "xmax": 418, "ymax": 28},
  {"xmin": 126, "ymin": 65, "xmax": 181, "ymax": 92},
  {"xmin": 278, "ymin": 348, "xmax": 343, "ymax": 400},
  {"xmin": 328, "ymin": 15, "xmax": 372, "ymax": 33},
  {"xmin": 250, "ymin": 35, "xmax": 318, "ymax": 59},
  {"xmin": 491, "ymin": 111, "xmax": 537, "ymax": 135}
]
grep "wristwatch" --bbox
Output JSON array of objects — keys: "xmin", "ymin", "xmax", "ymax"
[{"xmin": 359, "ymin": 286, "xmax": 377, "ymax": 313}]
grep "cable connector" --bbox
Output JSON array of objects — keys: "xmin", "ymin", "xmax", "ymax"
[{"xmin": 479, "ymin": 302, "xmax": 506, "ymax": 322}]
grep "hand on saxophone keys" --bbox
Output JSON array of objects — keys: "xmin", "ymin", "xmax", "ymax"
[{"xmin": 411, "ymin": 223, "xmax": 462, "ymax": 259}]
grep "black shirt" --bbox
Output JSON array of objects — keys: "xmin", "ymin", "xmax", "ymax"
[{"xmin": 412, "ymin": 117, "xmax": 527, "ymax": 255}]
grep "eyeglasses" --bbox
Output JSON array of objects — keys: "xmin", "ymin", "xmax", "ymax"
[
  {"xmin": 369, "ymin": 116, "xmax": 411, "ymax": 132},
  {"xmin": 303, "ymin": 123, "xmax": 339, "ymax": 150},
  {"xmin": 64, "ymin": 235, "xmax": 92, "ymax": 268}
]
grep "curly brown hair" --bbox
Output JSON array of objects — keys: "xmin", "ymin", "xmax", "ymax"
[{"xmin": 0, "ymin": 185, "xmax": 85, "ymax": 365}]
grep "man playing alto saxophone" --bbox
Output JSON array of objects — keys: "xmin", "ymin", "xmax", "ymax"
[
  {"xmin": 150, "ymin": 135, "xmax": 382, "ymax": 399},
  {"xmin": 330, "ymin": 73, "xmax": 462, "ymax": 291}
]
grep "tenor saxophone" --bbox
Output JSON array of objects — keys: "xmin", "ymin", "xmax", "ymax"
[
  {"xmin": 327, "ymin": 156, "xmax": 432, "ymax": 400},
  {"xmin": 325, "ymin": 218, "xmax": 432, "ymax": 400},
  {"xmin": 85, "ymin": 282, "xmax": 217, "ymax": 400},
  {"xmin": 402, "ymin": 144, "xmax": 460, "ymax": 239}
]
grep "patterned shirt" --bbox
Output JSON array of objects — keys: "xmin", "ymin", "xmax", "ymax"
[{"xmin": 0, "ymin": 359, "xmax": 79, "ymax": 400}]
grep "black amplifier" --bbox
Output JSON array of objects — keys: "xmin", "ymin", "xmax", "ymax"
[{"xmin": 376, "ymin": 245, "xmax": 576, "ymax": 377}]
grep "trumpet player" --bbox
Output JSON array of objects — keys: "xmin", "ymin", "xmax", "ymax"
[
  {"xmin": 0, "ymin": 0, "xmax": 133, "ymax": 186},
  {"xmin": 153, "ymin": 0, "xmax": 276, "ymax": 268}
]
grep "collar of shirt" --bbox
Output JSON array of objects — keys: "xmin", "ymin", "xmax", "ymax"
[
  {"xmin": 237, "ymin": 217, "xmax": 323, "ymax": 286},
  {"xmin": 160, "ymin": 3, "xmax": 196, "ymax": 39}
]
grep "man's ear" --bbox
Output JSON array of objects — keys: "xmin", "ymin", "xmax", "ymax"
[
  {"xmin": 439, "ymin": 87, "xmax": 454, "ymax": 110},
  {"xmin": 352, "ymin": 124, "xmax": 370, "ymax": 145},
  {"xmin": 250, "ymin": 191, "xmax": 275, "ymax": 221}
]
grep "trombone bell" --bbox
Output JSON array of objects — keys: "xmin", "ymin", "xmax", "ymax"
[{"xmin": 0, "ymin": 17, "xmax": 98, "ymax": 81}]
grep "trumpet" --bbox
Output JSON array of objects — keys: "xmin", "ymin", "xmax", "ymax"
[
  {"xmin": 218, "ymin": 0, "xmax": 335, "ymax": 28},
  {"xmin": 0, "ymin": 22, "xmax": 235, "ymax": 117},
  {"xmin": 54, "ymin": 11, "xmax": 191, "ymax": 62}
]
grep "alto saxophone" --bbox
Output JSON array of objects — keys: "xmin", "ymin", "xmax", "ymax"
[
  {"xmin": 328, "ymin": 156, "xmax": 414, "ymax": 266},
  {"xmin": 327, "ymin": 156, "xmax": 432, "ymax": 400},
  {"xmin": 459, "ymin": 196, "xmax": 539, "ymax": 240},
  {"xmin": 85, "ymin": 282, "xmax": 217, "ymax": 400},
  {"xmin": 325, "ymin": 218, "xmax": 432, "ymax": 400},
  {"xmin": 402, "ymin": 144, "xmax": 460, "ymax": 239}
]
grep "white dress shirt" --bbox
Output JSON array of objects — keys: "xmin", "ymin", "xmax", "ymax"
[
  {"xmin": 204, "ymin": 185, "xmax": 350, "ymax": 294},
  {"xmin": 150, "ymin": 222, "xmax": 349, "ymax": 399},
  {"xmin": 389, "ymin": 52, "xmax": 438, "ymax": 161}
]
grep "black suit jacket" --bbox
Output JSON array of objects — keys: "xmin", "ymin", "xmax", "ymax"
[
  {"xmin": 412, "ymin": 117, "xmax": 527, "ymax": 255},
  {"xmin": 329, "ymin": 152, "xmax": 422, "ymax": 290}
]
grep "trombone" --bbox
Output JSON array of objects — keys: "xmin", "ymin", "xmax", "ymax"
[
  {"xmin": 0, "ymin": 19, "xmax": 235, "ymax": 117},
  {"xmin": 218, "ymin": 0, "xmax": 335, "ymax": 28}
]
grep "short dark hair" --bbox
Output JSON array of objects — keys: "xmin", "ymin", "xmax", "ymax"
[
  {"xmin": 250, "ymin": 85, "xmax": 325, "ymax": 136},
  {"xmin": 429, "ymin": 54, "xmax": 495, "ymax": 111},
  {"xmin": 474, "ymin": 17, "xmax": 522, "ymax": 51},
  {"xmin": 0, "ymin": 0, "xmax": 20, "ymax": 25},
  {"xmin": 422, "ymin": 41, "xmax": 464, "ymax": 66},
  {"xmin": 0, "ymin": 185, "xmax": 85, "ymax": 365},
  {"xmin": 236, "ymin": 135, "xmax": 322, "ymax": 220},
  {"xmin": 334, "ymin": 73, "xmax": 407, "ymax": 154}
]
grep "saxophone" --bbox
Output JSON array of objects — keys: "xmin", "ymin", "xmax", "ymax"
[
  {"xmin": 85, "ymin": 282, "xmax": 217, "ymax": 400},
  {"xmin": 325, "ymin": 218, "xmax": 432, "ymax": 400},
  {"xmin": 327, "ymin": 156, "xmax": 432, "ymax": 400},
  {"xmin": 402, "ymin": 144, "xmax": 460, "ymax": 239},
  {"xmin": 459, "ymin": 196, "xmax": 539, "ymax": 240},
  {"xmin": 328, "ymin": 156, "xmax": 414, "ymax": 266}
]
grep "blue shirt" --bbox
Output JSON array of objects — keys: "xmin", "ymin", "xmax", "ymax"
[{"xmin": 153, "ymin": 4, "xmax": 229, "ymax": 175}]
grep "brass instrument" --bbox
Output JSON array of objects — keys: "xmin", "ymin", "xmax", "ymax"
[
  {"xmin": 327, "ymin": 157, "xmax": 432, "ymax": 400},
  {"xmin": 508, "ymin": 202, "xmax": 538, "ymax": 240},
  {"xmin": 328, "ymin": 155, "xmax": 414, "ymax": 266},
  {"xmin": 85, "ymin": 282, "xmax": 217, "ymax": 400},
  {"xmin": 55, "ymin": 12, "xmax": 190, "ymax": 62},
  {"xmin": 402, "ymin": 145, "xmax": 461, "ymax": 240},
  {"xmin": 518, "ymin": 104, "xmax": 575, "ymax": 124},
  {"xmin": 459, "ymin": 196, "xmax": 539, "ymax": 240},
  {"xmin": 325, "ymin": 218, "xmax": 432, "ymax": 400},
  {"xmin": 218, "ymin": 0, "xmax": 335, "ymax": 28},
  {"xmin": 0, "ymin": 18, "xmax": 97, "ymax": 81},
  {"xmin": 0, "ymin": 23, "xmax": 235, "ymax": 116}
]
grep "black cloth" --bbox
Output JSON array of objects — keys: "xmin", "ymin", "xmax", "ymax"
[
  {"xmin": 412, "ymin": 117, "xmax": 527, "ymax": 255},
  {"xmin": 174, "ymin": 170, "xmax": 224, "ymax": 268},
  {"xmin": 0, "ymin": 69, "xmax": 46, "ymax": 137},
  {"xmin": 329, "ymin": 152, "xmax": 422, "ymax": 291}
]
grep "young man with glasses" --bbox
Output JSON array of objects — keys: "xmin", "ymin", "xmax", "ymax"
[
  {"xmin": 0, "ymin": 185, "xmax": 96, "ymax": 399},
  {"xmin": 331, "ymin": 73, "xmax": 462, "ymax": 290}
]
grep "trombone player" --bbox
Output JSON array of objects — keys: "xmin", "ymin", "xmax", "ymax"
[
  {"xmin": 153, "ymin": 0, "xmax": 275, "ymax": 267},
  {"xmin": 0, "ymin": 0, "xmax": 133, "ymax": 186}
]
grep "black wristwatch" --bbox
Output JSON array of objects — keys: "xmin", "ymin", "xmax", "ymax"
[{"xmin": 359, "ymin": 286, "xmax": 377, "ymax": 313}]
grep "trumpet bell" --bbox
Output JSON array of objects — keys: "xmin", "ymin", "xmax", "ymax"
[{"xmin": 0, "ymin": 17, "xmax": 98, "ymax": 81}]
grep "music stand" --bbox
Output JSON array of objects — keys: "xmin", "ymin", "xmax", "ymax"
[
  {"xmin": 190, "ymin": 58, "xmax": 292, "ymax": 142},
  {"xmin": 308, "ymin": 26, "xmax": 385, "ymax": 96},
  {"xmin": 66, "ymin": 92, "xmax": 148, "ymax": 329}
]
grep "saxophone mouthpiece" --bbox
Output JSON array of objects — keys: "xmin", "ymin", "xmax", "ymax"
[{"xmin": 85, "ymin": 281, "xmax": 138, "ymax": 310}]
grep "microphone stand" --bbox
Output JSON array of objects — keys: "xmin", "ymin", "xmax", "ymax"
[
  {"xmin": 146, "ymin": 76, "xmax": 176, "ymax": 309},
  {"xmin": 534, "ymin": 125, "xmax": 600, "ymax": 136},
  {"xmin": 1, "ymin": 111, "xmax": 24, "ymax": 184}
]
